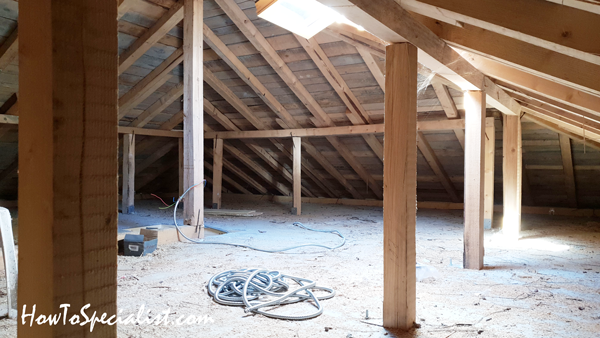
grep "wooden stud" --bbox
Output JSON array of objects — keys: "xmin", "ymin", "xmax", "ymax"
[
  {"xmin": 484, "ymin": 117, "xmax": 495, "ymax": 229},
  {"xmin": 502, "ymin": 114, "xmax": 522, "ymax": 240},
  {"xmin": 18, "ymin": 0, "xmax": 118, "ymax": 335},
  {"xmin": 463, "ymin": 91, "xmax": 485, "ymax": 270},
  {"xmin": 559, "ymin": 135, "xmax": 578, "ymax": 208},
  {"xmin": 383, "ymin": 43, "xmax": 417, "ymax": 330},
  {"xmin": 179, "ymin": 138, "xmax": 184, "ymax": 197},
  {"xmin": 212, "ymin": 138, "xmax": 223, "ymax": 209},
  {"xmin": 182, "ymin": 0, "xmax": 204, "ymax": 233},
  {"xmin": 122, "ymin": 134, "xmax": 136, "ymax": 214},
  {"xmin": 292, "ymin": 137, "xmax": 301, "ymax": 215}
]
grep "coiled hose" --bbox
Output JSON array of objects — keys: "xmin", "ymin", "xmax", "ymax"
[
  {"xmin": 207, "ymin": 268, "xmax": 335, "ymax": 320},
  {"xmin": 171, "ymin": 184, "xmax": 346, "ymax": 253}
]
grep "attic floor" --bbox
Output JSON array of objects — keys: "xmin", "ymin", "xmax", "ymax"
[{"xmin": 1, "ymin": 198, "xmax": 600, "ymax": 337}]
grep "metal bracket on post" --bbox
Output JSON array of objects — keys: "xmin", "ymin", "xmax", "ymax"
[{"xmin": 0, "ymin": 208, "xmax": 17, "ymax": 319}]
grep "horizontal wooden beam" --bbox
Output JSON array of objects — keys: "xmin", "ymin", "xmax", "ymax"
[
  {"xmin": 0, "ymin": 114, "xmax": 18, "ymax": 124},
  {"xmin": 218, "ymin": 193, "xmax": 600, "ymax": 217},
  {"xmin": 118, "ymin": 126, "xmax": 182, "ymax": 138},
  {"xmin": 204, "ymin": 120, "xmax": 464, "ymax": 139}
]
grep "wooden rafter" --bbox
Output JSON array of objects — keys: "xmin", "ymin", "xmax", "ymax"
[
  {"xmin": 460, "ymin": 52, "xmax": 600, "ymax": 116},
  {"xmin": 129, "ymin": 82, "xmax": 183, "ymax": 127},
  {"xmin": 204, "ymin": 160, "xmax": 252, "ymax": 195},
  {"xmin": 318, "ymin": 0, "xmax": 522, "ymax": 116},
  {"xmin": 119, "ymin": 1, "xmax": 184, "ymax": 74},
  {"xmin": 414, "ymin": 14, "xmax": 600, "ymax": 96},
  {"xmin": 417, "ymin": 132, "xmax": 461, "ymax": 202},
  {"xmin": 522, "ymin": 113, "xmax": 600, "ymax": 151},
  {"xmin": 432, "ymin": 82, "xmax": 465, "ymax": 149},
  {"xmin": 215, "ymin": 0, "xmax": 383, "ymax": 198},
  {"xmin": 0, "ymin": 27, "xmax": 18, "ymax": 72},
  {"xmin": 119, "ymin": 47, "xmax": 183, "ymax": 118},
  {"xmin": 404, "ymin": 0, "xmax": 600, "ymax": 64},
  {"xmin": 205, "ymin": 146, "xmax": 268, "ymax": 195},
  {"xmin": 135, "ymin": 141, "xmax": 178, "ymax": 174},
  {"xmin": 295, "ymin": 35, "xmax": 385, "ymax": 162}
]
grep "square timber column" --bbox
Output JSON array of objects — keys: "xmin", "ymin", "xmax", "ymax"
[
  {"xmin": 182, "ymin": 0, "xmax": 204, "ymax": 236},
  {"xmin": 292, "ymin": 136, "xmax": 301, "ymax": 215},
  {"xmin": 212, "ymin": 138, "xmax": 223, "ymax": 209},
  {"xmin": 122, "ymin": 134, "xmax": 135, "ymax": 214},
  {"xmin": 463, "ymin": 91, "xmax": 486, "ymax": 270},
  {"xmin": 383, "ymin": 43, "xmax": 417, "ymax": 330},
  {"xmin": 19, "ymin": 0, "xmax": 118, "ymax": 336},
  {"xmin": 502, "ymin": 115, "xmax": 522, "ymax": 240},
  {"xmin": 484, "ymin": 117, "xmax": 496, "ymax": 230}
]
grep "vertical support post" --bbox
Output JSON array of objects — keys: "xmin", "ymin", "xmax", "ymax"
[
  {"xmin": 503, "ymin": 114, "xmax": 522, "ymax": 240},
  {"xmin": 122, "ymin": 133, "xmax": 135, "ymax": 214},
  {"xmin": 19, "ymin": 0, "xmax": 118, "ymax": 336},
  {"xmin": 463, "ymin": 91, "xmax": 486, "ymax": 270},
  {"xmin": 292, "ymin": 136, "xmax": 301, "ymax": 215},
  {"xmin": 383, "ymin": 43, "xmax": 417, "ymax": 330},
  {"xmin": 484, "ymin": 117, "xmax": 495, "ymax": 229},
  {"xmin": 183, "ymin": 0, "xmax": 204, "ymax": 237},
  {"xmin": 178, "ymin": 137, "xmax": 184, "ymax": 197},
  {"xmin": 212, "ymin": 138, "xmax": 223, "ymax": 209},
  {"xmin": 559, "ymin": 135, "xmax": 578, "ymax": 208}
]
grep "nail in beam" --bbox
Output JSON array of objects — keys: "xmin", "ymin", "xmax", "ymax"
[
  {"xmin": 183, "ymin": 0, "xmax": 204, "ymax": 235},
  {"xmin": 383, "ymin": 43, "xmax": 417, "ymax": 330},
  {"xmin": 463, "ymin": 91, "xmax": 486, "ymax": 270},
  {"xmin": 503, "ymin": 114, "xmax": 523, "ymax": 239},
  {"xmin": 19, "ymin": 0, "xmax": 118, "ymax": 335}
]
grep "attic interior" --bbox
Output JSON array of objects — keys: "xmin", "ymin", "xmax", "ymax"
[{"xmin": 0, "ymin": 0, "xmax": 599, "ymax": 336}]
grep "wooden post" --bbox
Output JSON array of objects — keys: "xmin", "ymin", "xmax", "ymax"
[
  {"xmin": 463, "ymin": 91, "xmax": 485, "ymax": 270},
  {"xmin": 292, "ymin": 136, "xmax": 301, "ymax": 215},
  {"xmin": 484, "ymin": 117, "xmax": 496, "ymax": 229},
  {"xmin": 383, "ymin": 43, "xmax": 417, "ymax": 330},
  {"xmin": 122, "ymin": 133, "xmax": 135, "ymax": 214},
  {"xmin": 183, "ymin": 0, "xmax": 204, "ymax": 237},
  {"xmin": 179, "ymin": 137, "xmax": 184, "ymax": 197},
  {"xmin": 559, "ymin": 135, "xmax": 578, "ymax": 208},
  {"xmin": 503, "ymin": 114, "xmax": 522, "ymax": 240},
  {"xmin": 212, "ymin": 138, "xmax": 223, "ymax": 209},
  {"xmin": 19, "ymin": 0, "xmax": 118, "ymax": 336}
]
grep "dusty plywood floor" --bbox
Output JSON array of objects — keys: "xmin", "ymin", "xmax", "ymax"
[{"xmin": 0, "ymin": 198, "xmax": 599, "ymax": 337}]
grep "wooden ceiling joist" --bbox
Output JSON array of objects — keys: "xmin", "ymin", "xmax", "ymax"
[{"xmin": 118, "ymin": 0, "xmax": 184, "ymax": 74}]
